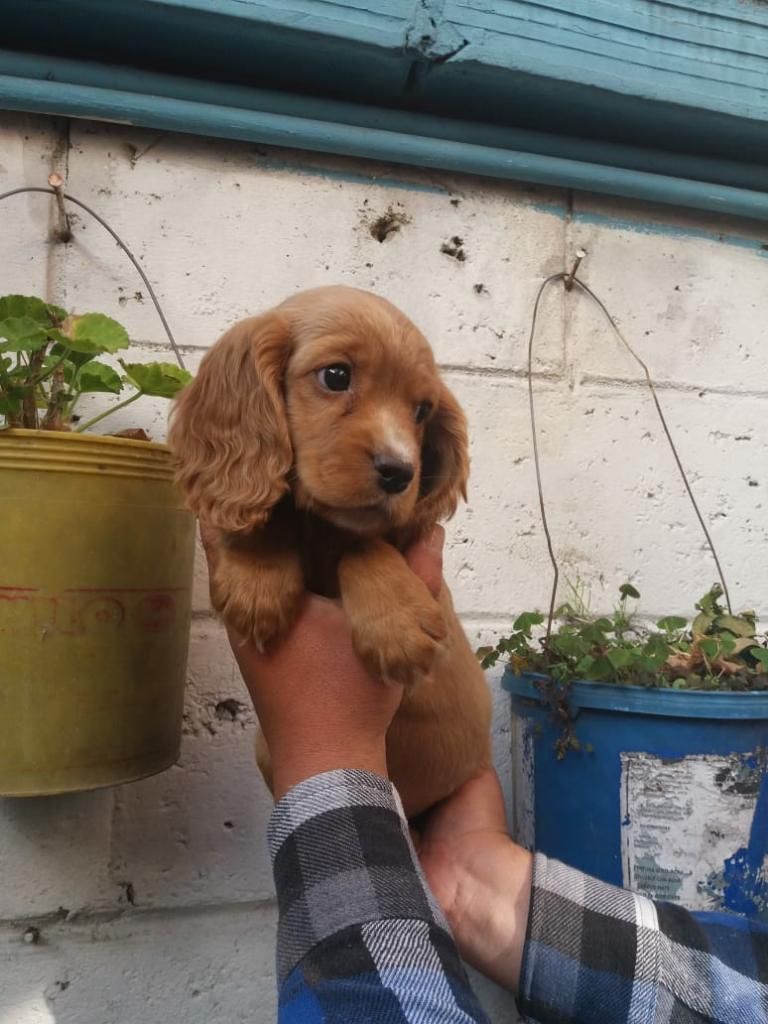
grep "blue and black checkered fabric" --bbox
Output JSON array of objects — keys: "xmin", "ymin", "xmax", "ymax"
[
  {"xmin": 268, "ymin": 769, "xmax": 768, "ymax": 1024},
  {"xmin": 267, "ymin": 769, "xmax": 489, "ymax": 1022},
  {"xmin": 521, "ymin": 855, "xmax": 768, "ymax": 1024}
]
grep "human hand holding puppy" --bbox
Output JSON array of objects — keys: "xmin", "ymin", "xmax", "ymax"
[
  {"xmin": 201, "ymin": 524, "xmax": 445, "ymax": 799},
  {"xmin": 205, "ymin": 521, "xmax": 531, "ymax": 993}
]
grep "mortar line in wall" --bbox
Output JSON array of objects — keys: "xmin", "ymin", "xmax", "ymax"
[
  {"xmin": 581, "ymin": 372, "xmax": 768, "ymax": 400},
  {"xmin": 458, "ymin": 612, "xmax": 517, "ymax": 625},
  {"xmin": 190, "ymin": 611, "xmax": 518, "ymax": 627},
  {"xmin": 113, "ymin": 338, "xmax": 768, "ymax": 397},
  {"xmin": 0, "ymin": 894, "xmax": 278, "ymax": 933},
  {"xmin": 440, "ymin": 364, "xmax": 563, "ymax": 382},
  {"xmin": 128, "ymin": 339, "xmax": 570, "ymax": 383},
  {"xmin": 191, "ymin": 609, "xmax": 219, "ymax": 622}
]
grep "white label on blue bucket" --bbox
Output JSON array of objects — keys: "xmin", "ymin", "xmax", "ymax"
[{"xmin": 620, "ymin": 751, "xmax": 766, "ymax": 912}]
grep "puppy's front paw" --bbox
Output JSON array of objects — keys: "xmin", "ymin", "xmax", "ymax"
[
  {"xmin": 210, "ymin": 554, "xmax": 303, "ymax": 651},
  {"xmin": 351, "ymin": 587, "xmax": 447, "ymax": 688}
]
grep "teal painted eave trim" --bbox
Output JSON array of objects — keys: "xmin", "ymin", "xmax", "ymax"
[
  {"xmin": 2, "ymin": 61, "xmax": 768, "ymax": 223},
  {"xmin": 2, "ymin": 50, "xmax": 765, "ymax": 194}
]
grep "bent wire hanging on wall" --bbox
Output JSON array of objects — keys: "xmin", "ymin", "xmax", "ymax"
[
  {"xmin": 526, "ymin": 262, "xmax": 733, "ymax": 635},
  {"xmin": 0, "ymin": 181, "xmax": 185, "ymax": 370}
]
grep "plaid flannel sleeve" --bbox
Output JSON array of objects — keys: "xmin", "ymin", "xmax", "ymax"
[
  {"xmin": 520, "ymin": 852, "xmax": 768, "ymax": 1024},
  {"xmin": 267, "ymin": 769, "xmax": 490, "ymax": 1024}
]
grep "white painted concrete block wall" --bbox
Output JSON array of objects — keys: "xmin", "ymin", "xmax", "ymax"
[{"xmin": 1, "ymin": 111, "xmax": 766, "ymax": 1023}]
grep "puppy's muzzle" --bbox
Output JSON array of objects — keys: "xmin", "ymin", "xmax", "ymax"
[{"xmin": 374, "ymin": 453, "xmax": 414, "ymax": 495}]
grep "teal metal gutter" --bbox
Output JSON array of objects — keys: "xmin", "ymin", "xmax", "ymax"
[{"xmin": 1, "ymin": 55, "xmax": 767, "ymax": 223}]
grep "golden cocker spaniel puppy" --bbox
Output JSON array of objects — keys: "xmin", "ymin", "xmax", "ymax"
[{"xmin": 169, "ymin": 286, "xmax": 491, "ymax": 816}]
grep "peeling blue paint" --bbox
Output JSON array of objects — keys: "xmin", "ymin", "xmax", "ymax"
[
  {"xmin": 721, "ymin": 759, "xmax": 768, "ymax": 917},
  {"xmin": 405, "ymin": 0, "xmax": 468, "ymax": 61}
]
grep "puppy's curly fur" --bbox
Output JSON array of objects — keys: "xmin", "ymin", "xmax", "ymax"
[{"xmin": 169, "ymin": 286, "xmax": 491, "ymax": 816}]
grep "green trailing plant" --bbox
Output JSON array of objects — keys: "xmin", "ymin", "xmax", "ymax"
[
  {"xmin": 479, "ymin": 583, "xmax": 767, "ymax": 758},
  {"xmin": 479, "ymin": 582, "xmax": 768, "ymax": 692},
  {"xmin": 0, "ymin": 294, "xmax": 191, "ymax": 433}
]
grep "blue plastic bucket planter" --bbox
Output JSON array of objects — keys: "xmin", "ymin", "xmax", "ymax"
[{"xmin": 505, "ymin": 670, "xmax": 768, "ymax": 920}]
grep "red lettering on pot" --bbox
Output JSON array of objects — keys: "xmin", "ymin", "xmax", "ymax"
[
  {"xmin": 0, "ymin": 591, "xmax": 34, "ymax": 632},
  {"xmin": 0, "ymin": 588, "xmax": 184, "ymax": 635},
  {"xmin": 135, "ymin": 593, "xmax": 176, "ymax": 632},
  {"xmin": 79, "ymin": 597, "xmax": 125, "ymax": 631}
]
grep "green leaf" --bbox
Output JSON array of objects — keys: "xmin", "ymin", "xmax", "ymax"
[
  {"xmin": 0, "ymin": 295, "xmax": 54, "ymax": 324},
  {"xmin": 591, "ymin": 656, "xmax": 615, "ymax": 680},
  {"xmin": 0, "ymin": 316, "xmax": 48, "ymax": 352},
  {"xmin": 696, "ymin": 585, "xmax": 724, "ymax": 617},
  {"xmin": 718, "ymin": 633, "xmax": 736, "ymax": 655},
  {"xmin": 50, "ymin": 342, "xmax": 94, "ymax": 370},
  {"xmin": 36, "ymin": 354, "xmax": 77, "ymax": 387},
  {"xmin": 120, "ymin": 361, "xmax": 192, "ymax": 398},
  {"xmin": 619, "ymin": 583, "xmax": 640, "ymax": 600},
  {"xmin": 692, "ymin": 612, "xmax": 714, "ymax": 636},
  {"xmin": 699, "ymin": 637, "xmax": 719, "ymax": 658},
  {"xmin": 713, "ymin": 615, "xmax": 755, "ymax": 639},
  {"xmin": 575, "ymin": 655, "xmax": 597, "ymax": 678},
  {"xmin": 513, "ymin": 611, "xmax": 544, "ymax": 633},
  {"xmin": 581, "ymin": 623, "xmax": 609, "ymax": 645},
  {"xmin": 78, "ymin": 361, "xmax": 123, "ymax": 395},
  {"xmin": 606, "ymin": 648, "xmax": 635, "ymax": 670},
  {"xmin": 750, "ymin": 648, "xmax": 768, "ymax": 671},
  {"xmin": 63, "ymin": 313, "xmax": 130, "ymax": 355},
  {"xmin": 728, "ymin": 637, "xmax": 756, "ymax": 657},
  {"xmin": 46, "ymin": 303, "xmax": 68, "ymax": 324},
  {"xmin": 480, "ymin": 648, "xmax": 500, "ymax": 669},
  {"xmin": 642, "ymin": 634, "xmax": 670, "ymax": 668},
  {"xmin": 656, "ymin": 616, "xmax": 688, "ymax": 632},
  {"xmin": 0, "ymin": 393, "xmax": 22, "ymax": 416}
]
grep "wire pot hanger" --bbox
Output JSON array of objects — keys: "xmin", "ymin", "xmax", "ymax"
[{"xmin": 526, "ymin": 251, "xmax": 733, "ymax": 637}]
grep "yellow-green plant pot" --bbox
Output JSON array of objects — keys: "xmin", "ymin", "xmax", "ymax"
[{"xmin": 0, "ymin": 429, "xmax": 195, "ymax": 796}]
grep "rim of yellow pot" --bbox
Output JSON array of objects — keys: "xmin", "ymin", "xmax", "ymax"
[{"xmin": 0, "ymin": 427, "xmax": 177, "ymax": 482}]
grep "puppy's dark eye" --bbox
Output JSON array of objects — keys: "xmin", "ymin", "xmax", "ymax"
[
  {"xmin": 415, "ymin": 401, "xmax": 432, "ymax": 424},
  {"xmin": 317, "ymin": 364, "xmax": 352, "ymax": 392}
]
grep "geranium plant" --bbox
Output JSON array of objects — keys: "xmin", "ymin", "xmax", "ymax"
[{"xmin": 0, "ymin": 294, "xmax": 190, "ymax": 433}]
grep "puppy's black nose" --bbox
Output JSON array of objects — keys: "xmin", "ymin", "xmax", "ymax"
[{"xmin": 374, "ymin": 455, "xmax": 414, "ymax": 494}]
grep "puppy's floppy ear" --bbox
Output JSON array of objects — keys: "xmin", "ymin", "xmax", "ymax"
[
  {"xmin": 415, "ymin": 382, "xmax": 469, "ymax": 527},
  {"xmin": 169, "ymin": 313, "xmax": 293, "ymax": 532}
]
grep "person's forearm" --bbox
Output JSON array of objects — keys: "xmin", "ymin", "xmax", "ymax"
[
  {"xmin": 443, "ymin": 835, "xmax": 532, "ymax": 992},
  {"xmin": 268, "ymin": 770, "xmax": 491, "ymax": 1023},
  {"xmin": 269, "ymin": 737, "xmax": 387, "ymax": 799}
]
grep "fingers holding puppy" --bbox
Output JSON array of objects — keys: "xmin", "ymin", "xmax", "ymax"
[{"xmin": 403, "ymin": 526, "xmax": 445, "ymax": 600}]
